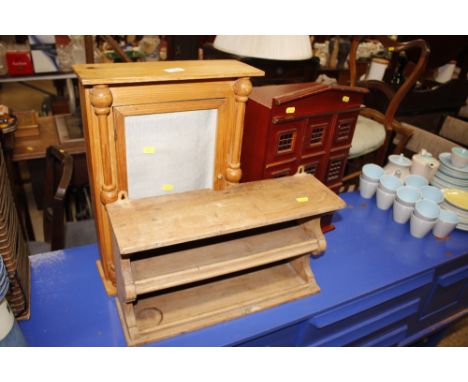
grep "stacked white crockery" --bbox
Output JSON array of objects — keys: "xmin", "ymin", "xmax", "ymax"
[
  {"xmin": 358, "ymin": 151, "xmax": 461, "ymax": 239},
  {"xmin": 431, "ymin": 147, "xmax": 468, "ymax": 191}
]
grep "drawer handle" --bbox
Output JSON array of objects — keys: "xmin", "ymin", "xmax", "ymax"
[
  {"xmin": 308, "ymin": 299, "xmax": 419, "ymax": 347},
  {"xmin": 438, "ymin": 264, "xmax": 468, "ymax": 288},
  {"xmin": 310, "ymin": 271, "xmax": 433, "ymax": 328}
]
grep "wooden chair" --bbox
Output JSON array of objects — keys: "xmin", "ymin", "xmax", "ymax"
[
  {"xmin": 41, "ymin": 146, "xmax": 96, "ymax": 251},
  {"xmin": 394, "ymin": 36, "xmax": 468, "ymax": 133},
  {"xmin": 343, "ymin": 38, "xmax": 430, "ymax": 183}
]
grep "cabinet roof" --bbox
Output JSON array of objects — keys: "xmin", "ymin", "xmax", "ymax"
[{"xmin": 73, "ymin": 60, "xmax": 264, "ymax": 86}]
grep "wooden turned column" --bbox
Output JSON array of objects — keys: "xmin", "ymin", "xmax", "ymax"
[
  {"xmin": 226, "ymin": 78, "xmax": 252, "ymax": 184},
  {"xmin": 90, "ymin": 85, "xmax": 118, "ymax": 284}
]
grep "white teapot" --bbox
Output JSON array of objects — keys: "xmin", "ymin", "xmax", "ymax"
[
  {"xmin": 384, "ymin": 153, "xmax": 412, "ymax": 180},
  {"xmin": 410, "ymin": 149, "xmax": 440, "ymax": 181}
]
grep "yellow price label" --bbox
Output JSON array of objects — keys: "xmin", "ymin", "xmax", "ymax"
[
  {"xmin": 342, "ymin": 96, "xmax": 350, "ymax": 103},
  {"xmin": 286, "ymin": 107, "xmax": 296, "ymax": 114},
  {"xmin": 296, "ymin": 196, "xmax": 309, "ymax": 203},
  {"xmin": 143, "ymin": 146, "xmax": 156, "ymax": 154},
  {"xmin": 388, "ymin": 46, "xmax": 395, "ymax": 52},
  {"xmin": 162, "ymin": 184, "xmax": 174, "ymax": 191}
]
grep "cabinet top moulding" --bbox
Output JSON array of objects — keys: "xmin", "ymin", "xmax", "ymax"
[
  {"xmin": 250, "ymin": 82, "xmax": 368, "ymax": 108},
  {"xmin": 72, "ymin": 60, "xmax": 265, "ymax": 86},
  {"xmin": 107, "ymin": 174, "xmax": 346, "ymax": 255}
]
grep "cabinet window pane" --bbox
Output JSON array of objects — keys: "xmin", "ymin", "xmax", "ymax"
[
  {"xmin": 336, "ymin": 118, "xmax": 354, "ymax": 141},
  {"xmin": 277, "ymin": 131, "xmax": 295, "ymax": 153},
  {"xmin": 309, "ymin": 123, "xmax": 327, "ymax": 146},
  {"xmin": 327, "ymin": 158, "xmax": 344, "ymax": 182},
  {"xmin": 304, "ymin": 162, "xmax": 319, "ymax": 175}
]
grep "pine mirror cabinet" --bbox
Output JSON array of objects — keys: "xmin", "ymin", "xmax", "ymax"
[
  {"xmin": 74, "ymin": 60, "xmax": 264, "ymax": 293},
  {"xmin": 74, "ymin": 61, "xmax": 345, "ymax": 345}
]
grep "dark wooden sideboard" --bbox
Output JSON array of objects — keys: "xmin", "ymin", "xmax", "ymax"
[{"xmin": 241, "ymin": 82, "xmax": 368, "ymax": 191}]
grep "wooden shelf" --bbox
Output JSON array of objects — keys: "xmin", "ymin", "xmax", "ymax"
[
  {"xmin": 107, "ymin": 174, "xmax": 346, "ymax": 255},
  {"xmin": 117, "ymin": 260, "xmax": 319, "ymax": 345},
  {"xmin": 109, "ymin": 173, "xmax": 345, "ymax": 345},
  {"xmin": 73, "ymin": 60, "xmax": 264, "ymax": 86},
  {"xmin": 128, "ymin": 223, "xmax": 318, "ymax": 297}
]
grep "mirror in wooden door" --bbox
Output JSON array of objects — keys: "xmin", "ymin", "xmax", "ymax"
[{"xmin": 124, "ymin": 109, "xmax": 218, "ymax": 199}]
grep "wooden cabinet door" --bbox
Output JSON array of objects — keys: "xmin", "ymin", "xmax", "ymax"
[
  {"xmin": 332, "ymin": 112, "xmax": 359, "ymax": 148},
  {"xmin": 300, "ymin": 154, "xmax": 327, "ymax": 182},
  {"xmin": 302, "ymin": 116, "xmax": 333, "ymax": 156}
]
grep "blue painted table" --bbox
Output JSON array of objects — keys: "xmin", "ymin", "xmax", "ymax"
[{"xmin": 19, "ymin": 192, "xmax": 468, "ymax": 346}]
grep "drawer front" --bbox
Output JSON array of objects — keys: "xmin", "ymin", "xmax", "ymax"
[
  {"xmin": 301, "ymin": 116, "xmax": 333, "ymax": 156},
  {"xmin": 332, "ymin": 112, "xmax": 359, "ymax": 147},
  {"xmin": 237, "ymin": 322, "xmax": 303, "ymax": 347},
  {"xmin": 305, "ymin": 299, "xmax": 420, "ymax": 346},
  {"xmin": 419, "ymin": 258, "xmax": 468, "ymax": 324},
  {"xmin": 354, "ymin": 324, "xmax": 408, "ymax": 347},
  {"xmin": 266, "ymin": 120, "xmax": 305, "ymax": 165},
  {"xmin": 297, "ymin": 272, "xmax": 433, "ymax": 346},
  {"xmin": 263, "ymin": 161, "xmax": 298, "ymax": 179}
]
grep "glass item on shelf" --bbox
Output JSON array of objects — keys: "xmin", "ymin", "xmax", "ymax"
[
  {"xmin": 56, "ymin": 43, "xmax": 73, "ymax": 72},
  {"xmin": 0, "ymin": 42, "xmax": 8, "ymax": 75},
  {"xmin": 139, "ymin": 36, "xmax": 161, "ymax": 62},
  {"xmin": 70, "ymin": 36, "xmax": 86, "ymax": 65}
]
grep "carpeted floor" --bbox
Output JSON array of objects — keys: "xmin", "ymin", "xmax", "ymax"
[{"xmin": 437, "ymin": 316, "xmax": 468, "ymax": 346}]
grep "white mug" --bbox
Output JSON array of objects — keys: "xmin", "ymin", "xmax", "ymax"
[
  {"xmin": 451, "ymin": 147, "xmax": 468, "ymax": 168},
  {"xmin": 393, "ymin": 199, "xmax": 414, "ymax": 224},
  {"xmin": 410, "ymin": 212, "xmax": 437, "ymax": 238},
  {"xmin": 433, "ymin": 209, "xmax": 459, "ymax": 238},
  {"xmin": 376, "ymin": 186, "xmax": 396, "ymax": 210},
  {"xmin": 359, "ymin": 175, "xmax": 379, "ymax": 199}
]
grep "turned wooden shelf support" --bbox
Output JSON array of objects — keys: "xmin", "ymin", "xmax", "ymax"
[{"xmin": 226, "ymin": 78, "xmax": 252, "ymax": 184}]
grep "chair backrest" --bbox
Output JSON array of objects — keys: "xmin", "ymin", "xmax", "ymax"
[
  {"xmin": 43, "ymin": 146, "xmax": 73, "ymax": 250},
  {"xmin": 349, "ymin": 38, "xmax": 430, "ymax": 131}
]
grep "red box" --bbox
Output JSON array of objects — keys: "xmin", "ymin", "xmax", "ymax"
[{"xmin": 6, "ymin": 51, "xmax": 34, "ymax": 76}]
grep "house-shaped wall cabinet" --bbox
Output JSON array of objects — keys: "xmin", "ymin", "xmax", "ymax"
[{"xmin": 241, "ymin": 83, "xmax": 368, "ymax": 191}]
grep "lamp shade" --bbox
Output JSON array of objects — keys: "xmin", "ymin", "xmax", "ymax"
[{"xmin": 213, "ymin": 35, "xmax": 313, "ymax": 61}]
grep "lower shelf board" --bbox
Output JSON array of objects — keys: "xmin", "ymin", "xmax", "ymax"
[
  {"xmin": 130, "ymin": 222, "xmax": 318, "ymax": 295},
  {"xmin": 117, "ymin": 260, "xmax": 319, "ymax": 346}
]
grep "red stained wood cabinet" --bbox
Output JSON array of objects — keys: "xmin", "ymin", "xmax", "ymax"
[{"xmin": 241, "ymin": 82, "xmax": 368, "ymax": 191}]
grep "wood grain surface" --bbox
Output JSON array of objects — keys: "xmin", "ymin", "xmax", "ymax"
[
  {"xmin": 107, "ymin": 174, "xmax": 345, "ymax": 254},
  {"xmin": 73, "ymin": 60, "xmax": 264, "ymax": 86}
]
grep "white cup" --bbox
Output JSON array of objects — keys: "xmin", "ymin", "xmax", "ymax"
[
  {"xmin": 361, "ymin": 163, "xmax": 385, "ymax": 182},
  {"xmin": 414, "ymin": 199, "xmax": 441, "ymax": 221},
  {"xmin": 420, "ymin": 185, "xmax": 444, "ymax": 204},
  {"xmin": 433, "ymin": 209, "xmax": 460, "ymax": 238},
  {"xmin": 359, "ymin": 175, "xmax": 379, "ymax": 199},
  {"xmin": 405, "ymin": 174, "xmax": 428, "ymax": 189},
  {"xmin": 379, "ymin": 174, "xmax": 403, "ymax": 193},
  {"xmin": 451, "ymin": 146, "xmax": 468, "ymax": 168},
  {"xmin": 410, "ymin": 212, "xmax": 437, "ymax": 238},
  {"xmin": 393, "ymin": 199, "xmax": 414, "ymax": 224},
  {"xmin": 376, "ymin": 186, "xmax": 396, "ymax": 210}
]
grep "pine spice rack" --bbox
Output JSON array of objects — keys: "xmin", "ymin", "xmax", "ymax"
[{"xmin": 107, "ymin": 174, "xmax": 345, "ymax": 345}]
